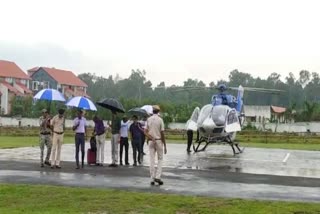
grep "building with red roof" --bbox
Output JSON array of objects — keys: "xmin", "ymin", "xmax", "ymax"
[
  {"xmin": 244, "ymin": 105, "xmax": 287, "ymax": 123},
  {"xmin": 0, "ymin": 60, "xmax": 31, "ymax": 114},
  {"xmin": 28, "ymin": 67, "xmax": 89, "ymax": 99}
]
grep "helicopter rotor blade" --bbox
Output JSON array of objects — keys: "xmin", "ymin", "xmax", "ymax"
[
  {"xmin": 153, "ymin": 85, "xmax": 284, "ymax": 94},
  {"xmin": 229, "ymin": 87, "xmax": 284, "ymax": 93},
  {"xmin": 172, "ymin": 87, "xmax": 209, "ymax": 92}
]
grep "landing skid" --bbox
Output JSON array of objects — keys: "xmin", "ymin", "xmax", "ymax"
[
  {"xmin": 230, "ymin": 143, "xmax": 244, "ymax": 155},
  {"xmin": 192, "ymin": 140, "xmax": 210, "ymax": 152},
  {"xmin": 192, "ymin": 136, "xmax": 244, "ymax": 155}
]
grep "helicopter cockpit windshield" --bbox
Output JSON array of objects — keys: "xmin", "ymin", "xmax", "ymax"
[
  {"xmin": 211, "ymin": 94, "xmax": 237, "ymax": 108},
  {"xmin": 210, "ymin": 84, "xmax": 238, "ymax": 108}
]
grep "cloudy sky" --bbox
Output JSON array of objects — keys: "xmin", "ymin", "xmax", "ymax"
[{"xmin": 1, "ymin": 0, "xmax": 320, "ymax": 86}]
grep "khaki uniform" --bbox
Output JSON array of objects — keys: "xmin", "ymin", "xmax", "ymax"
[
  {"xmin": 50, "ymin": 115, "xmax": 65, "ymax": 166},
  {"xmin": 96, "ymin": 133, "xmax": 106, "ymax": 164},
  {"xmin": 111, "ymin": 115, "xmax": 121, "ymax": 165},
  {"xmin": 39, "ymin": 116, "xmax": 52, "ymax": 164},
  {"xmin": 146, "ymin": 114, "xmax": 165, "ymax": 180}
]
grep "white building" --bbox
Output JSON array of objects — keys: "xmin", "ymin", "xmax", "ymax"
[{"xmin": 244, "ymin": 105, "xmax": 286, "ymax": 123}]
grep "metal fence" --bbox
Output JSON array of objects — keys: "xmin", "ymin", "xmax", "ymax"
[{"xmin": 165, "ymin": 129, "xmax": 320, "ymax": 143}]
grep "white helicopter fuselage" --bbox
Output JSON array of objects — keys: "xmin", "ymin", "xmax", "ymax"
[
  {"xmin": 186, "ymin": 104, "xmax": 241, "ymax": 139},
  {"xmin": 184, "ymin": 84, "xmax": 279, "ymax": 154}
]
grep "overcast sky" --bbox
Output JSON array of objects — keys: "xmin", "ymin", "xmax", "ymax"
[{"xmin": 1, "ymin": 0, "xmax": 320, "ymax": 86}]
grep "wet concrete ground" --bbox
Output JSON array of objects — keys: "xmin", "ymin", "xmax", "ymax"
[{"xmin": 1, "ymin": 142, "xmax": 320, "ymax": 202}]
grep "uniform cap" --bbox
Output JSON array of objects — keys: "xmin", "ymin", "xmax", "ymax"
[{"xmin": 152, "ymin": 105, "xmax": 161, "ymax": 111}]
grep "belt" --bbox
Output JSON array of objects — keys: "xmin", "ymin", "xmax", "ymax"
[
  {"xmin": 76, "ymin": 133, "xmax": 85, "ymax": 135},
  {"xmin": 54, "ymin": 131, "xmax": 64, "ymax": 135},
  {"xmin": 40, "ymin": 132, "xmax": 51, "ymax": 135},
  {"xmin": 96, "ymin": 132, "xmax": 105, "ymax": 136}
]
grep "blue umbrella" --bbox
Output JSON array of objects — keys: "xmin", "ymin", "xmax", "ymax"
[
  {"xmin": 33, "ymin": 89, "xmax": 66, "ymax": 113},
  {"xmin": 33, "ymin": 89, "xmax": 66, "ymax": 102},
  {"xmin": 66, "ymin": 96, "xmax": 97, "ymax": 111}
]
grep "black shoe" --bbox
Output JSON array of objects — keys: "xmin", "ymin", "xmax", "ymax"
[
  {"xmin": 41, "ymin": 163, "xmax": 44, "ymax": 168},
  {"xmin": 44, "ymin": 161, "xmax": 51, "ymax": 166},
  {"xmin": 120, "ymin": 162, "xmax": 123, "ymax": 166},
  {"xmin": 150, "ymin": 181, "xmax": 155, "ymax": 185},
  {"xmin": 109, "ymin": 163, "xmax": 117, "ymax": 167},
  {"xmin": 154, "ymin": 179, "xmax": 164, "ymax": 185},
  {"xmin": 133, "ymin": 162, "xmax": 137, "ymax": 166},
  {"xmin": 143, "ymin": 152, "xmax": 146, "ymax": 155},
  {"xmin": 187, "ymin": 149, "xmax": 192, "ymax": 153},
  {"xmin": 95, "ymin": 163, "xmax": 100, "ymax": 166},
  {"xmin": 125, "ymin": 162, "xmax": 130, "ymax": 166},
  {"xmin": 100, "ymin": 163, "xmax": 104, "ymax": 167},
  {"xmin": 56, "ymin": 166, "xmax": 61, "ymax": 169},
  {"xmin": 76, "ymin": 166, "xmax": 80, "ymax": 169},
  {"xmin": 51, "ymin": 165, "xmax": 55, "ymax": 169}
]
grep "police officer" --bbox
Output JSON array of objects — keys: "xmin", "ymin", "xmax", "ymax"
[
  {"xmin": 39, "ymin": 109, "xmax": 52, "ymax": 167},
  {"xmin": 50, "ymin": 109, "xmax": 65, "ymax": 169},
  {"xmin": 144, "ymin": 105, "xmax": 167, "ymax": 185}
]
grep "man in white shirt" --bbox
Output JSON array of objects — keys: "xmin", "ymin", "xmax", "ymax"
[
  {"xmin": 72, "ymin": 110, "xmax": 87, "ymax": 169},
  {"xmin": 119, "ymin": 116, "xmax": 130, "ymax": 165},
  {"xmin": 144, "ymin": 105, "xmax": 167, "ymax": 185}
]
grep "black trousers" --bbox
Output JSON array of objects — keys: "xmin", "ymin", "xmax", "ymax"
[
  {"xmin": 132, "ymin": 138, "xmax": 142, "ymax": 164},
  {"xmin": 75, "ymin": 133, "xmax": 85, "ymax": 166},
  {"xmin": 187, "ymin": 130, "xmax": 200, "ymax": 151},
  {"xmin": 187, "ymin": 130, "xmax": 193, "ymax": 151},
  {"xmin": 141, "ymin": 134, "xmax": 146, "ymax": 153},
  {"xmin": 120, "ymin": 137, "xmax": 129, "ymax": 164}
]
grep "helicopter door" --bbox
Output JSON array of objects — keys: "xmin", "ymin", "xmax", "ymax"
[{"xmin": 225, "ymin": 109, "xmax": 241, "ymax": 133}]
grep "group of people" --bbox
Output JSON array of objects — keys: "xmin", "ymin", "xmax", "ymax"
[
  {"xmin": 117, "ymin": 114, "xmax": 146, "ymax": 166},
  {"xmin": 39, "ymin": 105, "xmax": 167, "ymax": 185}
]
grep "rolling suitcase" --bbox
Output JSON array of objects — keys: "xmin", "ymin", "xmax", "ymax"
[{"xmin": 87, "ymin": 148, "xmax": 96, "ymax": 165}]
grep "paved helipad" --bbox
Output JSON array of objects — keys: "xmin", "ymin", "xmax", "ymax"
[{"xmin": 1, "ymin": 142, "xmax": 320, "ymax": 202}]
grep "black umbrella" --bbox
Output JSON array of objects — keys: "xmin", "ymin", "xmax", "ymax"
[
  {"xmin": 96, "ymin": 98, "xmax": 125, "ymax": 113},
  {"xmin": 127, "ymin": 107, "xmax": 149, "ymax": 118}
]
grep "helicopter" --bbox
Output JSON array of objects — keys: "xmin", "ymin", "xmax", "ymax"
[{"xmin": 184, "ymin": 84, "xmax": 283, "ymax": 155}]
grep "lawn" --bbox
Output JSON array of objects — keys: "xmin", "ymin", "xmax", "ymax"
[
  {"xmin": 1, "ymin": 135, "xmax": 320, "ymax": 151},
  {"xmin": 0, "ymin": 136, "xmax": 75, "ymax": 149},
  {"xmin": 0, "ymin": 184, "xmax": 319, "ymax": 214}
]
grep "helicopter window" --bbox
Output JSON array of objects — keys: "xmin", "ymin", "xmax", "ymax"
[{"xmin": 227, "ymin": 111, "xmax": 238, "ymax": 124}]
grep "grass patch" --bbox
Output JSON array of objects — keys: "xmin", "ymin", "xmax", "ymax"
[
  {"xmin": 0, "ymin": 136, "xmax": 75, "ymax": 149},
  {"xmin": 1, "ymin": 136, "xmax": 320, "ymax": 151},
  {"xmin": 0, "ymin": 184, "xmax": 319, "ymax": 214}
]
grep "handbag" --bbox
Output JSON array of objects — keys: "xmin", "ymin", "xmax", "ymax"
[{"xmin": 90, "ymin": 136, "xmax": 97, "ymax": 152}]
